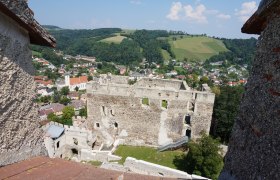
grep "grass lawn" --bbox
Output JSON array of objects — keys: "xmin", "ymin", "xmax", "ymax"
[
  {"xmin": 161, "ymin": 49, "xmax": 172, "ymax": 61},
  {"xmin": 169, "ymin": 36, "xmax": 228, "ymax": 62},
  {"xmin": 114, "ymin": 145, "xmax": 185, "ymax": 169},
  {"xmin": 101, "ymin": 35, "xmax": 127, "ymax": 44},
  {"xmin": 32, "ymin": 50, "xmax": 42, "ymax": 58}
]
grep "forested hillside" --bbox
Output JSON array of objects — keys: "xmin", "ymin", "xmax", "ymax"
[
  {"xmin": 32, "ymin": 27, "xmax": 257, "ymax": 67},
  {"xmin": 204, "ymin": 38, "xmax": 257, "ymax": 66}
]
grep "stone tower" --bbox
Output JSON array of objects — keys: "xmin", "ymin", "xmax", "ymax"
[
  {"xmin": 220, "ymin": 1, "xmax": 280, "ymax": 179},
  {"xmin": 0, "ymin": 0, "xmax": 55, "ymax": 166}
]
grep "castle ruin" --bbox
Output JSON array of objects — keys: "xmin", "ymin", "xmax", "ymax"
[{"xmin": 87, "ymin": 75, "xmax": 215, "ymax": 147}]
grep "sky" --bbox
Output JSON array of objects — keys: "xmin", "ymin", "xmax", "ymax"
[{"xmin": 29, "ymin": 0, "xmax": 261, "ymax": 39}]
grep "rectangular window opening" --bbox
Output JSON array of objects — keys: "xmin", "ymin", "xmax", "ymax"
[
  {"xmin": 142, "ymin": 98, "xmax": 150, "ymax": 106},
  {"xmin": 162, "ymin": 100, "xmax": 168, "ymax": 109}
]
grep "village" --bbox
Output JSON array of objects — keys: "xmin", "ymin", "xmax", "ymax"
[{"xmin": 33, "ymin": 50, "xmax": 249, "ymax": 112}]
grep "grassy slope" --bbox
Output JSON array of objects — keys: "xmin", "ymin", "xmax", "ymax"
[
  {"xmin": 101, "ymin": 35, "xmax": 127, "ymax": 44},
  {"xmin": 114, "ymin": 145, "xmax": 184, "ymax": 169},
  {"xmin": 169, "ymin": 36, "xmax": 228, "ymax": 61},
  {"xmin": 162, "ymin": 49, "xmax": 171, "ymax": 61},
  {"xmin": 32, "ymin": 50, "xmax": 42, "ymax": 57}
]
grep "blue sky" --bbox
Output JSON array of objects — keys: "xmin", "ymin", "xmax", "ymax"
[{"xmin": 29, "ymin": 0, "xmax": 261, "ymax": 38}]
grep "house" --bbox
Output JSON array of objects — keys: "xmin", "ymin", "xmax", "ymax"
[
  {"xmin": 56, "ymin": 74, "xmax": 88, "ymax": 91},
  {"xmin": 39, "ymin": 103, "xmax": 65, "ymax": 120},
  {"xmin": 70, "ymin": 100, "xmax": 86, "ymax": 112},
  {"xmin": 37, "ymin": 87, "xmax": 54, "ymax": 97},
  {"xmin": 68, "ymin": 92, "xmax": 79, "ymax": 100},
  {"xmin": 35, "ymin": 79, "xmax": 54, "ymax": 88}
]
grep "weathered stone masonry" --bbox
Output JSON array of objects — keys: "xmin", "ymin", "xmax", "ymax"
[
  {"xmin": 0, "ymin": 0, "xmax": 55, "ymax": 166},
  {"xmin": 87, "ymin": 75, "xmax": 215, "ymax": 147},
  {"xmin": 220, "ymin": 1, "xmax": 280, "ymax": 179}
]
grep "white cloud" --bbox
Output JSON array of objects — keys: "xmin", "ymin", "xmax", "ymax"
[
  {"xmin": 130, "ymin": 0, "xmax": 142, "ymax": 5},
  {"xmin": 166, "ymin": 2, "xmax": 183, "ymax": 21},
  {"xmin": 184, "ymin": 4, "xmax": 207, "ymax": 23},
  {"xmin": 217, "ymin": 13, "xmax": 231, "ymax": 20},
  {"xmin": 236, "ymin": 1, "xmax": 257, "ymax": 22},
  {"xmin": 166, "ymin": 2, "xmax": 207, "ymax": 23},
  {"xmin": 166, "ymin": 2, "xmax": 232, "ymax": 24}
]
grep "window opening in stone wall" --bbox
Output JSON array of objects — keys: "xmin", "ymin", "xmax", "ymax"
[
  {"xmin": 92, "ymin": 142, "xmax": 96, "ymax": 149},
  {"xmin": 114, "ymin": 122, "xmax": 118, "ymax": 128},
  {"xmin": 73, "ymin": 138, "xmax": 78, "ymax": 145},
  {"xmin": 71, "ymin": 148, "xmax": 78, "ymax": 155},
  {"xmin": 57, "ymin": 141, "xmax": 60, "ymax": 148},
  {"xmin": 110, "ymin": 109, "xmax": 115, "ymax": 116},
  {"xmin": 185, "ymin": 115, "xmax": 191, "ymax": 125},
  {"xmin": 186, "ymin": 130, "xmax": 191, "ymax": 138},
  {"xmin": 142, "ymin": 98, "xmax": 150, "ymax": 106},
  {"xmin": 189, "ymin": 102, "xmax": 194, "ymax": 112},
  {"xmin": 96, "ymin": 123, "xmax": 100, "ymax": 128},
  {"xmin": 102, "ymin": 106, "xmax": 106, "ymax": 116},
  {"xmin": 162, "ymin": 100, "xmax": 168, "ymax": 109},
  {"xmin": 159, "ymin": 93, "xmax": 161, "ymax": 96}
]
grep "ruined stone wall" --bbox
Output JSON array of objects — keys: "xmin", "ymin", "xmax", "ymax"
[
  {"xmin": 0, "ymin": 11, "xmax": 46, "ymax": 166},
  {"xmin": 219, "ymin": 17, "xmax": 280, "ymax": 179},
  {"xmin": 87, "ymin": 77, "xmax": 215, "ymax": 146}
]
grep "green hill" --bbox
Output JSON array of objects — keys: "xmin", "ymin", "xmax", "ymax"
[
  {"xmin": 33, "ymin": 27, "xmax": 255, "ymax": 66},
  {"xmin": 168, "ymin": 36, "xmax": 229, "ymax": 61}
]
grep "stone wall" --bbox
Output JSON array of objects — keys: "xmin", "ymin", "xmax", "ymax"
[
  {"xmin": 219, "ymin": 17, "xmax": 280, "ymax": 179},
  {"xmin": 87, "ymin": 76, "xmax": 215, "ymax": 146},
  {"xmin": 0, "ymin": 11, "xmax": 46, "ymax": 166}
]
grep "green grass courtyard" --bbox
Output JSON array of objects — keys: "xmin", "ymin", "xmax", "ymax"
[{"xmin": 114, "ymin": 145, "xmax": 185, "ymax": 169}]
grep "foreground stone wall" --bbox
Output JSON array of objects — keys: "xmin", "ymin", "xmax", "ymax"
[
  {"xmin": 219, "ymin": 17, "xmax": 280, "ymax": 179},
  {"xmin": 0, "ymin": 11, "xmax": 46, "ymax": 166}
]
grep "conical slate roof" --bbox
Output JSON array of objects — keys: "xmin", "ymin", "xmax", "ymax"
[{"xmin": 242, "ymin": 0, "xmax": 280, "ymax": 34}]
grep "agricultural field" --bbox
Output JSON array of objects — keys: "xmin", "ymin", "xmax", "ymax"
[
  {"xmin": 101, "ymin": 34, "xmax": 127, "ymax": 44},
  {"xmin": 161, "ymin": 49, "xmax": 172, "ymax": 61},
  {"xmin": 168, "ymin": 36, "xmax": 229, "ymax": 62},
  {"xmin": 114, "ymin": 145, "xmax": 185, "ymax": 169}
]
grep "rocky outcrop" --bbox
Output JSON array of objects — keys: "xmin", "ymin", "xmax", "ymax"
[{"xmin": 219, "ymin": 16, "xmax": 280, "ymax": 179}]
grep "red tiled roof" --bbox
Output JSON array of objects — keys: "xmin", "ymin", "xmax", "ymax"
[
  {"xmin": 35, "ymin": 80, "xmax": 53, "ymax": 86},
  {"xmin": 70, "ymin": 76, "xmax": 88, "ymax": 85},
  {"xmin": 34, "ymin": 76, "xmax": 47, "ymax": 80},
  {"xmin": 0, "ymin": 157, "xmax": 173, "ymax": 180}
]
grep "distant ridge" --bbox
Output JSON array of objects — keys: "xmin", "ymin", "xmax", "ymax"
[{"xmin": 43, "ymin": 25, "xmax": 63, "ymax": 30}]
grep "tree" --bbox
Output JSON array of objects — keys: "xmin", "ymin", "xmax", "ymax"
[
  {"xmin": 211, "ymin": 85, "xmax": 245, "ymax": 143},
  {"xmin": 79, "ymin": 107, "xmax": 87, "ymax": 117},
  {"xmin": 75, "ymin": 86, "xmax": 79, "ymax": 92},
  {"xmin": 47, "ymin": 113, "xmax": 60, "ymax": 122},
  {"xmin": 60, "ymin": 87, "xmax": 70, "ymax": 96},
  {"xmin": 174, "ymin": 133, "xmax": 223, "ymax": 180},
  {"xmin": 40, "ymin": 96, "xmax": 51, "ymax": 103},
  {"xmin": 88, "ymin": 75, "xmax": 93, "ymax": 81},
  {"xmin": 211, "ymin": 86, "xmax": 221, "ymax": 96},
  {"xmin": 52, "ymin": 90, "xmax": 61, "ymax": 103},
  {"xmin": 59, "ymin": 96, "xmax": 71, "ymax": 105},
  {"xmin": 61, "ymin": 106, "xmax": 75, "ymax": 125}
]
